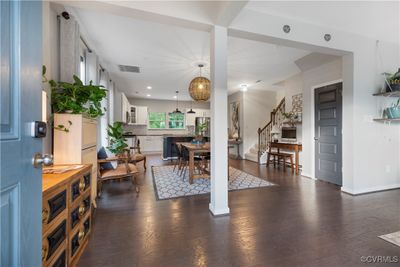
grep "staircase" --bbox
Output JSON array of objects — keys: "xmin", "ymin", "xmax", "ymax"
[
  {"xmin": 254, "ymin": 98, "xmax": 286, "ymax": 164},
  {"xmin": 245, "ymin": 144, "xmax": 269, "ymax": 163}
]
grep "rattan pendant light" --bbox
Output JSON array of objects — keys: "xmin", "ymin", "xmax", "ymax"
[{"xmin": 188, "ymin": 64, "xmax": 210, "ymax": 102}]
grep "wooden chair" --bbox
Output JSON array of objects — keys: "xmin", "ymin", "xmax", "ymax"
[
  {"xmin": 267, "ymin": 152, "xmax": 294, "ymax": 173},
  {"xmin": 179, "ymin": 146, "xmax": 203, "ymax": 179},
  {"xmin": 126, "ymin": 139, "xmax": 147, "ymax": 171},
  {"xmin": 97, "ymin": 156, "xmax": 140, "ymax": 196},
  {"xmin": 172, "ymin": 143, "xmax": 182, "ymax": 172}
]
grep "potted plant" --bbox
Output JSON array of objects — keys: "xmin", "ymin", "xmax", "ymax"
[
  {"xmin": 193, "ymin": 121, "xmax": 209, "ymax": 144},
  {"xmin": 384, "ymin": 68, "xmax": 400, "ymax": 92},
  {"xmin": 50, "ymin": 75, "xmax": 107, "ymax": 118},
  {"xmin": 107, "ymin": 122, "xmax": 128, "ymax": 156}
]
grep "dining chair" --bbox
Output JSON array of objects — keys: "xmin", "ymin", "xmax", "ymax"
[
  {"xmin": 180, "ymin": 146, "xmax": 203, "ymax": 179},
  {"xmin": 172, "ymin": 143, "xmax": 182, "ymax": 172}
]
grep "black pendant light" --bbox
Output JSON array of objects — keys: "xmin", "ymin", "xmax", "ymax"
[
  {"xmin": 173, "ymin": 90, "xmax": 182, "ymax": 114},
  {"xmin": 187, "ymin": 100, "xmax": 196, "ymax": 114}
]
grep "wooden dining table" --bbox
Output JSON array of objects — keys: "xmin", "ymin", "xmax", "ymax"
[{"xmin": 178, "ymin": 142, "xmax": 210, "ymax": 184}]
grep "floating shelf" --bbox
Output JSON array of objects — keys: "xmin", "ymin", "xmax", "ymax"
[
  {"xmin": 373, "ymin": 91, "xmax": 400, "ymax": 97},
  {"xmin": 373, "ymin": 118, "xmax": 400, "ymax": 122}
]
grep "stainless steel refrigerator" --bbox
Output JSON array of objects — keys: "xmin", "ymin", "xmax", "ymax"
[{"xmin": 195, "ymin": 117, "xmax": 210, "ymax": 137}]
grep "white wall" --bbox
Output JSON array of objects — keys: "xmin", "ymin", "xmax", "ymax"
[
  {"xmin": 238, "ymin": 90, "xmax": 277, "ymax": 158},
  {"xmin": 42, "ymin": 2, "xmax": 61, "ymax": 154},
  {"xmin": 230, "ymin": 8, "xmax": 400, "ymax": 194},
  {"xmin": 228, "ymin": 90, "xmax": 276, "ymax": 158},
  {"xmin": 302, "ymin": 59, "xmax": 342, "ymax": 177},
  {"xmin": 228, "ymin": 91, "xmax": 244, "ymax": 156}
]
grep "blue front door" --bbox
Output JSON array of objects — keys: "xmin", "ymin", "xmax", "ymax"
[{"xmin": 1, "ymin": 0, "xmax": 43, "ymax": 266}]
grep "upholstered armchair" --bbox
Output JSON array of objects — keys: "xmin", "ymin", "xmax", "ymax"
[{"xmin": 97, "ymin": 148, "xmax": 140, "ymax": 195}]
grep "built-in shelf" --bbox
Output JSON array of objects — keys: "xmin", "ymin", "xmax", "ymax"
[
  {"xmin": 373, "ymin": 118, "xmax": 400, "ymax": 122},
  {"xmin": 373, "ymin": 91, "xmax": 400, "ymax": 97}
]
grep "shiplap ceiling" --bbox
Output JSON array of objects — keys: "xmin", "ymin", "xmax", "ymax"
[{"xmin": 73, "ymin": 6, "xmax": 310, "ymax": 100}]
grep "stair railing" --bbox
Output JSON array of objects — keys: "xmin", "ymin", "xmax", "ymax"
[{"xmin": 257, "ymin": 98, "xmax": 286, "ymax": 163}]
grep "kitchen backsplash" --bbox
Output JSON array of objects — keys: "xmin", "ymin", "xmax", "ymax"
[{"xmin": 123, "ymin": 124, "xmax": 195, "ymax": 136}]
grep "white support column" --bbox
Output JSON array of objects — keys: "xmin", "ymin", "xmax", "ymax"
[{"xmin": 209, "ymin": 25, "xmax": 230, "ymax": 216}]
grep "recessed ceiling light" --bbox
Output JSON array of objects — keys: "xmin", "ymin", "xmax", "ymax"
[
  {"xmin": 147, "ymin": 86, "xmax": 152, "ymax": 90},
  {"xmin": 146, "ymin": 94, "xmax": 151, "ymax": 97},
  {"xmin": 173, "ymin": 96, "xmax": 177, "ymax": 99},
  {"xmin": 240, "ymin": 84, "xmax": 248, "ymax": 92}
]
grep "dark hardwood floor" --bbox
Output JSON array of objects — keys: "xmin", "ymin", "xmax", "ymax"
[{"xmin": 78, "ymin": 154, "xmax": 400, "ymax": 267}]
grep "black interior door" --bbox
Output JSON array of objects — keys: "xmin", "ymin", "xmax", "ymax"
[{"xmin": 314, "ymin": 83, "xmax": 343, "ymax": 186}]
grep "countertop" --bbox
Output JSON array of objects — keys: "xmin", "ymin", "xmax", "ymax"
[{"xmin": 42, "ymin": 164, "xmax": 91, "ymax": 193}]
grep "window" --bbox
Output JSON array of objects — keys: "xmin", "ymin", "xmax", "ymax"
[
  {"xmin": 148, "ymin": 112, "xmax": 166, "ymax": 129},
  {"xmin": 79, "ymin": 55, "xmax": 86, "ymax": 84},
  {"xmin": 168, "ymin": 112, "xmax": 185, "ymax": 129}
]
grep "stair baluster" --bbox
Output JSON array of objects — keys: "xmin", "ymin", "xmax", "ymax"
[{"xmin": 257, "ymin": 98, "xmax": 285, "ymax": 163}]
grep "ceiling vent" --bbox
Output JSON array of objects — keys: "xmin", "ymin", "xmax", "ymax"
[{"xmin": 118, "ymin": 65, "xmax": 140, "ymax": 73}]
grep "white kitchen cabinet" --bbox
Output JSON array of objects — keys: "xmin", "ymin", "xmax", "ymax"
[
  {"xmin": 128, "ymin": 105, "xmax": 148, "ymax": 125},
  {"xmin": 202, "ymin": 109, "xmax": 210, "ymax": 117},
  {"xmin": 137, "ymin": 135, "xmax": 163, "ymax": 152},
  {"xmin": 195, "ymin": 109, "xmax": 210, "ymax": 117},
  {"xmin": 186, "ymin": 109, "xmax": 196, "ymax": 126},
  {"xmin": 136, "ymin": 106, "xmax": 148, "ymax": 125},
  {"xmin": 185, "ymin": 109, "xmax": 210, "ymax": 126},
  {"xmin": 54, "ymin": 114, "xmax": 98, "ymax": 206},
  {"xmin": 121, "ymin": 93, "xmax": 130, "ymax": 123}
]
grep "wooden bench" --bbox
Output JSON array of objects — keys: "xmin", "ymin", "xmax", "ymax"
[{"xmin": 267, "ymin": 152, "xmax": 294, "ymax": 173}]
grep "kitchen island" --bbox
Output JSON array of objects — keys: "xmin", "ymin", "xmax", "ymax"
[
  {"xmin": 162, "ymin": 135, "xmax": 209, "ymax": 160},
  {"xmin": 163, "ymin": 135, "xmax": 194, "ymax": 160}
]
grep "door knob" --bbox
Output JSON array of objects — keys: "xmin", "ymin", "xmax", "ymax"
[
  {"xmin": 314, "ymin": 137, "xmax": 319, "ymax": 141},
  {"xmin": 32, "ymin": 153, "xmax": 53, "ymax": 168}
]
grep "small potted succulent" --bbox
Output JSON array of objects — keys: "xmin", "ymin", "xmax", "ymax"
[{"xmin": 384, "ymin": 68, "xmax": 400, "ymax": 92}]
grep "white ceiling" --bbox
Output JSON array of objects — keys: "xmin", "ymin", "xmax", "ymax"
[
  {"xmin": 73, "ymin": 7, "xmax": 311, "ymax": 100},
  {"xmin": 245, "ymin": 1, "xmax": 400, "ymax": 44}
]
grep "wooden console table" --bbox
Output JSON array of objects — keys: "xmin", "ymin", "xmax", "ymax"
[
  {"xmin": 228, "ymin": 139, "xmax": 242, "ymax": 159},
  {"xmin": 268, "ymin": 142, "xmax": 302, "ymax": 174},
  {"xmin": 42, "ymin": 164, "xmax": 92, "ymax": 267}
]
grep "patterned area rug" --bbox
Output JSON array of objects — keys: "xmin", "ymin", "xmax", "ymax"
[
  {"xmin": 379, "ymin": 231, "xmax": 400, "ymax": 247},
  {"xmin": 152, "ymin": 165, "xmax": 276, "ymax": 200}
]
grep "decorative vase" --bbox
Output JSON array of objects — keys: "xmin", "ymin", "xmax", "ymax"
[
  {"xmin": 387, "ymin": 107, "xmax": 400, "ymax": 119},
  {"xmin": 192, "ymin": 135, "xmax": 204, "ymax": 144}
]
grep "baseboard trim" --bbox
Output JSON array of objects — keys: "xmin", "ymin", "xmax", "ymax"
[
  {"xmin": 301, "ymin": 173, "xmax": 316, "ymax": 180},
  {"xmin": 209, "ymin": 204, "xmax": 230, "ymax": 216},
  {"xmin": 341, "ymin": 184, "xmax": 400, "ymax": 195}
]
